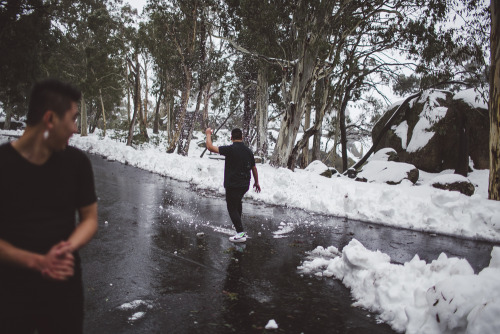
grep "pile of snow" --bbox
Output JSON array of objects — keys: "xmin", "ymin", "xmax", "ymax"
[
  {"xmin": 431, "ymin": 174, "xmax": 470, "ymax": 184},
  {"xmin": 453, "ymin": 88, "xmax": 488, "ymax": 110},
  {"xmin": 357, "ymin": 147, "xmax": 418, "ymax": 184},
  {"xmin": 118, "ymin": 300, "xmax": 153, "ymax": 323},
  {"xmin": 357, "ymin": 160, "xmax": 417, "ymax": 184},
  {"xmin": 265, "ymin": 319, "xmax": 279, "ymax": 330},
  {"xmin": 299, "ymin": 239, "xmax": 500, "ymax": 334},
  {"xmin": 303, "ymin": 160, "xmax": 331, "ymax": 174},
  {"xmin": 368, "ymin": 147, "xmax": 396, "ymax": 161}
]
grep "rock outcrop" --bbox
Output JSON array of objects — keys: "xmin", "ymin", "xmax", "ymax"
[{"xmin": 372, "ymin": 89, "xmax": 489, "ymax": 173}]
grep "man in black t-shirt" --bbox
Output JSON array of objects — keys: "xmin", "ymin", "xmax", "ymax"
[
  {"xmin": 206, "ymin": 128, "xmax": 261, "ymax": 243},
  {"xmin": 0, "ymin": 79, "xmax": 98, "ymax": 334}
]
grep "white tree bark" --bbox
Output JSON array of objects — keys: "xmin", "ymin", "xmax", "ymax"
[
  {"xmin": 271, "ymin": 40, "xmax": 319, "ymax": 167},
  {"xmin": 490, "ymin": 0, "xmax": 500, "ymax": 200},
  {"xmin": 256, "ymin": 64, "xmax": 269, "ymax": 159},
  {"xmin": 99, "ymin": 88, "xmax": 106, "ymax": 136}
]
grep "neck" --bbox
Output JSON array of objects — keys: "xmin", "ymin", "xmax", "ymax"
[{"xmin": 12, "ymin": 125, "xmax": 52, "ymax": 165}]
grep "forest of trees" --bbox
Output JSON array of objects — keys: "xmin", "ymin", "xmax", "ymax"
[{"xmin": 1, "ymin": 0, "xmax": 498, "ymax": 198}]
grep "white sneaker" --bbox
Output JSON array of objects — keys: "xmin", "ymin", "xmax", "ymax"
[{"xmin": 229, "ymin": 232, "xmax": 247, "ymax": 243}]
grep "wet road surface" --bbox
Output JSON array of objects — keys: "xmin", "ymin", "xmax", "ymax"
[{"xmin": 82, "ymin": 153, "xmax": 499, "ymax": 334}]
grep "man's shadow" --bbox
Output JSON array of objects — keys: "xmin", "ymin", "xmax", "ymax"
[{"xmin": 220, "ymin": 244, "xmax": 252, "ymax": 330}]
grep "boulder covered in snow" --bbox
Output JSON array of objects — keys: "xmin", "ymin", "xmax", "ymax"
[
  {"xmin": 372, "ymin": 88, "xmax": 489, "ymax": 173},
  {"xmin": 369, "ymin": 147, "xmax": 400, "ymax": 162},
  {"xmin": 357, "ymin": 160, "xmax": 419, "ymax": 185},
  {"xmin": 430, "ymin": 174, "xmax": 475, "ymax": 196},
  {"xmin": 304, "ymin": 160, "xmax": 339, "ymax": 178}
]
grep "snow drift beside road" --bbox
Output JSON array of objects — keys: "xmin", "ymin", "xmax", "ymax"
[{"xmin": 299, "ymin": 239, "xmax": 500, "ymax": 334}]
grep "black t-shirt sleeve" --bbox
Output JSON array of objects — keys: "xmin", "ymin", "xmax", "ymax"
[{"xmin": 219, "ymin": 145, "xmax": 229, "ymax": 156}]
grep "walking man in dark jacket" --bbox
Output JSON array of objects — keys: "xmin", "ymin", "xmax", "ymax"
[{"xmin": 205, "ymin": 128, "xmax": 261, "ymax": 242}]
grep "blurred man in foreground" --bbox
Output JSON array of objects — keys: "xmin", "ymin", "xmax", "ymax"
[{"xmin": 0, "ymin": 79, "xmax": 98, "ymax": 334}]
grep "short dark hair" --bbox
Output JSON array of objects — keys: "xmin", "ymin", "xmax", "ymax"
[
  {"xmin": 231, "ymin": 128, "xmax": 243, "ymax": 140},
  {"xmin": 26, "ymin": 79, "xmax": 81, "ymax": 126}
]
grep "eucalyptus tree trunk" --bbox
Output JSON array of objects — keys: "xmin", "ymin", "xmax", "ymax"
[
  {"xmin": 330, "ymin": 110, "xmax": 341, "ymax": 167},
  {"xmin": 138, "ymin": 97, "xmax": 149, "ymax": 140},
  {"xmin": 127, "ymin": 54, "xmax": 141, "ymax": 146},
  {"xmin": 242, "ymin": 85, "xmax": 255, "ymax": 142},
  {"xmin": 255, "ymin": 64, "xmax": 269, "ymax": 159},
  {"xmin": 167, "ymin": 68, "xmax": 192, "ymax": 153},
  {"xmin": 311, "ymin": 126, "xmax": 322, "ymax": 162},
  {"xmin": 339, "ymin": 89, "xmax": 350, "ymax": 172},
  {"xmin": 179, "ymin": 84, "xmax": 203, "ymax": 156},
  {"xmin": 300, "ymin": 97, "xmax": 311, "ymax": 169},
  {"xmin": 143, "ymin": 57, "xmax": 149, "ymax": 124},
  {"xmin": 312, "ymin": 78, "xmax": 329, "ymax": 162},
  {"xmin": 271, "ymin": 41, "xmax": 319, "ymax": 167},
  {"xmin": 165, "ymin": 0, "xmax": 200, "ymax": 153},
  {"xmin": 126, "ymin": 61, "xmax": 131, "ymax": 123},
  {"xmin": 269, "ymin": 0, "xmax": 337, "ymax": 168},
  {"xmin": 81, "ymin": 93, "xmax": 88, "ymax": 136},
  {"xmin": 153, "ymin": 78, "xmax": 164, "ymax": 134},
  {"xmin": 202, "ymin": 82, "xmax": 211, "ymax": 128},
  {"xmin": 179, "ymin": 15, "xmax": 211, "ymax": 156},
  {"xmin": 288, "ymin": 77, "xmax": 330, "ymax": 170},
  {"xmin": 490, "ymin": 0, "xmax": 500, "ymax": 200},
  {"xmin": 166, "ymin": 88, "xmax": 174, "ymax": 141},
  {"xmin": 89, "ymin": 102, "xmax": 98, "ymax": 134},
  {"xmin": 152, "ymin": 100, "xmax": 161, "ymax": 134},
  {"xmin": 99, "ymin": 89, "xmax": 106, "ymax": 136}
]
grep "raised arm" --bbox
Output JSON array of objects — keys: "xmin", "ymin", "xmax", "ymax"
[{"xmin": 205, "ymin": 128, "xmax": 219, "ymax": 154}]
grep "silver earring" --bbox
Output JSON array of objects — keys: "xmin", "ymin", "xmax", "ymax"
[{"xmin": 43, "ymin": 130, "xmax": 49, "ymax": 140}]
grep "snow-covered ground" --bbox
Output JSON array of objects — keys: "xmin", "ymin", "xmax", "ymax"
[{"xmin": 1, "ymin": 128, "xmax": 499, "ymax": 334}]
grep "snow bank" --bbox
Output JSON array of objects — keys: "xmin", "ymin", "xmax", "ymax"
[{"xmin": 299, "ymin": 239, "xmax": 500, "ymax": 334}]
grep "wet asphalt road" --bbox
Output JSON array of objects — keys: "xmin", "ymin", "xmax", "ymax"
[{"xmin": 81, "ymin": 153, "xmax": 499, "ymax": 334}]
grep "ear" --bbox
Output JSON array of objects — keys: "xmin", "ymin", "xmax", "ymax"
[{"xmin": 43, "ymin": 111, "xmax": 55, "ymax": 129}]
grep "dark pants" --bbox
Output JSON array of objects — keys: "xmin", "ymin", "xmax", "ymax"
[
  {"xmin": 0, "ymin": 270, "xmax": 84, "ymax": 334},
  {"xmin": 225, "ymin": 187, "xmax": 249, "ymax": 233}
]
